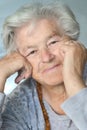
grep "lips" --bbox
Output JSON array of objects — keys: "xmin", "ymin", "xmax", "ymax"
[{"xmin": 42, "ymin": 64, "xmax": 60, "ymax": 73}]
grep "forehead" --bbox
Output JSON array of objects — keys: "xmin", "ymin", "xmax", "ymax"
[
  {"xmin": 15, "ymin": 19, "xmax": 60, "ymax": 34},
  {"xmin": 15, "ymin": 19, "xmax": 62, "ymax": 49}
]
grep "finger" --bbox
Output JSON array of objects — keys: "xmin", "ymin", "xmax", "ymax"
[
  {"xmin": 77, "ymin": 42, "xmax": 87, "ymax": 51},
  {"xmin": 59, "ymin": 39, "xmax": 79, "ymax": 48},
  {"xmin": 86, "ymin": 48, "xmax": 87, "ymax": 61},
  {"xmin": 61, "ymin": 35, "xmax": 73, "ymax": 43},
  {"xmin": 15, "ymin": 67, "xmax": 32, "ymax": 84},
  {"xmin": 23, "ymin": 61, "xmax": 32, "ymax": 79},
  {"xmin": 58, "ymin": 41, "xmax": 77, "ymax": 56},
  {"xmin": 15, "ymin": 60, "xmax": 32, "ymax": 84},
  {"xmin": 15, "ymin": 73, "xmax": 25, "ymax": 84},
  {"xmin": 60, "ymin": 35, "xmax": 79, "ymax": 46},
  {"xmin": 59, "ymin": 42, "xmax": 72, "ymax": 52}
]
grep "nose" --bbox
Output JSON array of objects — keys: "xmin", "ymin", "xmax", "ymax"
[{"xmin": 40, "ymin": 48, "xmax": 55, "ymax": 63}]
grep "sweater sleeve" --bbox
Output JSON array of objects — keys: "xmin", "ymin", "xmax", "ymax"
[
  {"xmin": 0, "ymin": 93, "xmax": 24, "ymax": 130},
  {"xmin": 61, "ymin": 88, "xmax": 87, "ymax": 130},
  {"xmin": 0, "ymin": 91, "xmax": 31, "ymax": 130},
  {"xmin": 0, "ymin": 92, "xmax": 5, "ymax": 128}
]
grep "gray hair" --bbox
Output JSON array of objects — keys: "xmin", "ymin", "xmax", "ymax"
[{"xmin": 2, "ymin": 1, "xmax": 80, "ymax": 53}]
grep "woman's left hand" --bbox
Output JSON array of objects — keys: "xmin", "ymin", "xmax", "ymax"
[{"xmin": 59, "ymin": 37, "xmax": 87, "ymax": 97}]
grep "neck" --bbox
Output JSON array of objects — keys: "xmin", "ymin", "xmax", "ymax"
[
  {"xmin": 42, "ymin": 83, "xmax": 67, "ymax": 99},
  {"xmin": 41, "ymin": 83, "xmax": 68, "ymax": 115}
]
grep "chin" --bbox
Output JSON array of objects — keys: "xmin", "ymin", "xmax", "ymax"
[
  {"xmin": 34, "ymin": 75, "xmax": 64, "ymax": 87},
  {"xmin": 43, "ymin": 77, "xmax": 64, "ymax": 86},
  {"xmin": 33, "ymin": 68, "xmax": 63, "ymax": 86}
]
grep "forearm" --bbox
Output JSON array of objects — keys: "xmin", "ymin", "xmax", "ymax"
[
  {"xmin": 61, "ymin": 87, "xmax": 87, "ymax": 130},
  {"xmin": 0, "ymin": 76, "xmax": 7, "ymax": 92}
]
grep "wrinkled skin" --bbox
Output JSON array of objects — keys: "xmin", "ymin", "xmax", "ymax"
[{"xmin": 0, "ymin": 19, "xmax": 87, "ymax": 114}]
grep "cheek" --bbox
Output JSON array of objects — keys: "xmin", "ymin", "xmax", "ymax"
[
  {"xmin": 27, "ymin": 58, "xmax": 40, "ymax": 78},
  {"xmin": 50, "ymin": 46, "xmax": 64, "ymax": 62},
  {"xmin": 32, "ymin": 66, "xmax": 38, "ymax": 77}
]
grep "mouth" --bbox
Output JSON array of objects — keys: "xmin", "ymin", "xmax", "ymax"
[{"xmin": 42, "ymin": 64, "xmax": 60, "ymax": 73}]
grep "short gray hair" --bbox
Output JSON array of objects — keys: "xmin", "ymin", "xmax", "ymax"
[{"xmin": 2, "ymin": 1, "xmax": 80, "ymax": 53}]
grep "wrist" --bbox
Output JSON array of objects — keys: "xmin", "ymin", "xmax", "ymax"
[
  {"xmin": 0, "ymin": 75, "xmax": 7, "ymax": 92},
  {"xmin": 64, "ymin": 76, "xmax": 86, "ymax": 97}
]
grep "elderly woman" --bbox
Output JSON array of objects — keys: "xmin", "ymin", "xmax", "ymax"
[{"xmin": 0, "ymin": 1, "xmax": 87, "ymax": 130}]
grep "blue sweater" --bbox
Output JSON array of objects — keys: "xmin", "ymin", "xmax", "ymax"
[{"xmin": 0, "ymin": 78, "xmax": 87, "ymax": 130}]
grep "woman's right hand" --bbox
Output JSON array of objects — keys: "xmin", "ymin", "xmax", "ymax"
[{"xmin": 0, "ymin": 52, "xmax": 32, "ymax": 92}]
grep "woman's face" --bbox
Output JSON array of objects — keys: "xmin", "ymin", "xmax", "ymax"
[{"xmin": 15, "ymin": 19, "xmax": 64, "ymax": 86}]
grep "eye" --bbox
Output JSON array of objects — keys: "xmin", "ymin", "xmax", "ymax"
[
  {"xmin": 30, "ymin": 50, "xmax": 36, "ymax": 54},
  {"xmin": 49, "ymin": 40, "xmax": 58, "ymax": 46},
  {"xmin": 26, "ymin": 50, "xmax": 37, "ymax": 57},
  {"xmin": 51, "ymin": 41, "xmax": 57, "ymax": 44}
]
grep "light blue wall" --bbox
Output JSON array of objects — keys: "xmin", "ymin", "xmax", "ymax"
[{"xmin": 0, "ymin": 0, "xmax": 87, "ymax": 94}]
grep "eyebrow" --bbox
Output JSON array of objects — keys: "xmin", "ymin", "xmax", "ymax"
[{"xmin": 24, "ymin": 31, "xmax": 59, "ymax": 50}]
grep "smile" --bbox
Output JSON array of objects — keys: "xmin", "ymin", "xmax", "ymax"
[{"xmin": 42, "ymin": 64, "xmax": 60, "ymax": 73}]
